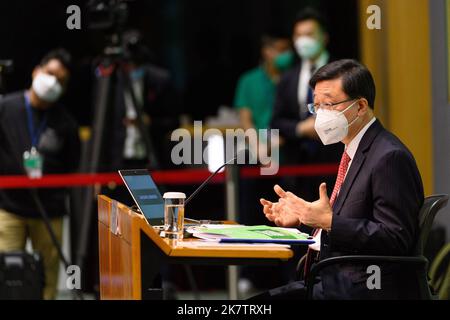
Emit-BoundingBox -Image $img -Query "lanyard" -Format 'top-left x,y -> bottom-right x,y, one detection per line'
24,93 -> 47,148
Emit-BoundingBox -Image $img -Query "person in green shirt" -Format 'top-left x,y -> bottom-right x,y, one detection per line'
234,35 -> 293,132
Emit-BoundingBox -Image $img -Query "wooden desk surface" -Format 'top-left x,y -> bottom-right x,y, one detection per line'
99,195 -> 293,260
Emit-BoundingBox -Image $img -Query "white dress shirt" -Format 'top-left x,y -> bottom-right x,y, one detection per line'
308,117 -> 377,251
297,51 -> 330,115
123,76 -> 146,159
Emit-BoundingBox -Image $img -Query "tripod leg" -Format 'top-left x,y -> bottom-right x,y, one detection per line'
76,70 -> 113,280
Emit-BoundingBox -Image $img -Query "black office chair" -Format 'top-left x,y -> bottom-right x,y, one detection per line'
304,194 -> 449,299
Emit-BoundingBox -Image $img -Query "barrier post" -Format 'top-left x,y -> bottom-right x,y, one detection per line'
225,164 -> 239,300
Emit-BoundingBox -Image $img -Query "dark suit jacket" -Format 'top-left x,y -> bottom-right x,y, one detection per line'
270,63 -> 342,165
314,119 -> 424,299
271,64 -> 306,140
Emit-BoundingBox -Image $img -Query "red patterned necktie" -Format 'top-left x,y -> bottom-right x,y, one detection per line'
304,151 -> 351,278
329,151 -> 351,206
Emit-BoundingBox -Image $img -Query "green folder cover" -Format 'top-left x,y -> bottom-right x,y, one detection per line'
191,225 -> 314,245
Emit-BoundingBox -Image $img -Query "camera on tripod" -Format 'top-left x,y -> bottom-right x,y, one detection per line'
86,0 -> 133,57
86,0 -> 130,32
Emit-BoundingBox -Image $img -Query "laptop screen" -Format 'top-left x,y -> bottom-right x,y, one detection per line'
118,169 -> 164,226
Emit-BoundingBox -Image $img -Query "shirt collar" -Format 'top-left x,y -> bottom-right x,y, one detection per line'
301,50 -> 330,71
346,117 -> 376,160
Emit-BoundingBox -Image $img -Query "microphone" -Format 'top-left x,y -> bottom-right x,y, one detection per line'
184,149 -> 253,206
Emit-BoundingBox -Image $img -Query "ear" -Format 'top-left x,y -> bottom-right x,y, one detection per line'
31,66 -> 40,80
261,46 -> 270,60
357,98 -> 369,116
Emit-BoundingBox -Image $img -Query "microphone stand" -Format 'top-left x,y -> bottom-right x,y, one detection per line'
184,155 -> 237,206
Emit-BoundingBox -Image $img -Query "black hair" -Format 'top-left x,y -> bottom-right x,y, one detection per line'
39,48 -> 72,72
260,34 -> 289,48
293,7 -> 328,33
309,59 -> 376,109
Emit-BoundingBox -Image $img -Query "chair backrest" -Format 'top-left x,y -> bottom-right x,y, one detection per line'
414,194 -> 449,256
429,243 -> 450,299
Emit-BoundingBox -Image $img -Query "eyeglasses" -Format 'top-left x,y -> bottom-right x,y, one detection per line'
307,98 -> 357,115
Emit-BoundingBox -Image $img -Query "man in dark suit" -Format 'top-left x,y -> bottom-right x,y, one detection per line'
271,8 -> 329,144
259,59 -> 424,299
270,8 -> 342,202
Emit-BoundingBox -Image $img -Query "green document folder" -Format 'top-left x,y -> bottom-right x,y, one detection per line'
190,225 -> 315,245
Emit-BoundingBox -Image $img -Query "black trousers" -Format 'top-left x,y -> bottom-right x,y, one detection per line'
249,281 -> 307,300
249,279 -> 325,300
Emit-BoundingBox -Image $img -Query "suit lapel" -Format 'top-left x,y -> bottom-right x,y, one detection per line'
332,119 -> 384,215
332,151 -> 366,214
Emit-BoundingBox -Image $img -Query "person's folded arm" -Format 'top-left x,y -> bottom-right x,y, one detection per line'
238,108 -> 255,131
329,150 -> 422,256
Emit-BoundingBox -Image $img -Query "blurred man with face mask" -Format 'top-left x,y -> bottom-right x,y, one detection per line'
0,49 -> 80,299
272,7 -> 330,143
270,8 -> 343,202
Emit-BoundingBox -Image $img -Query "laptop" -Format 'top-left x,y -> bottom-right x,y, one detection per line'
118,169 -> 164,226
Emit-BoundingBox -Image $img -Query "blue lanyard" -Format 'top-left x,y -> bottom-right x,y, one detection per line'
24,93 -> 47,148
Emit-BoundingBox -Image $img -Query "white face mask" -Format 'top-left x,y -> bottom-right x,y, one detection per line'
294,36 -> 322,60
314,100 -> 359,145
32,73 -> 63,103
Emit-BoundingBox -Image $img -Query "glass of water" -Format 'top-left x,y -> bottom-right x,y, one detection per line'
163,192 -> 186,240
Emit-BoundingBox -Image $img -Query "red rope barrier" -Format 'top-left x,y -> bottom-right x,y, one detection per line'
241,164 -> 338,178
0,164 -> 338,189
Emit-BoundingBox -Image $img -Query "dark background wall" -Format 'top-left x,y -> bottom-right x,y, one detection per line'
0,0 -> 359,124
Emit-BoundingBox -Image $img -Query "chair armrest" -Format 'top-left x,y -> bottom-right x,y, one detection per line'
306,255 -> 429,299
295,254 -> 307,281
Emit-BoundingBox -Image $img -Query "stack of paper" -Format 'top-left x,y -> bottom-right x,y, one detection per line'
176,241 -> 291,249
186,225 -> 314,245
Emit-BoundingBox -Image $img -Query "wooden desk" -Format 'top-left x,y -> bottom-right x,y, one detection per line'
98,195 -> 293,300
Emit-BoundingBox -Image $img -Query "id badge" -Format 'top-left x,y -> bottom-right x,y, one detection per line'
23,147 -> 43,179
